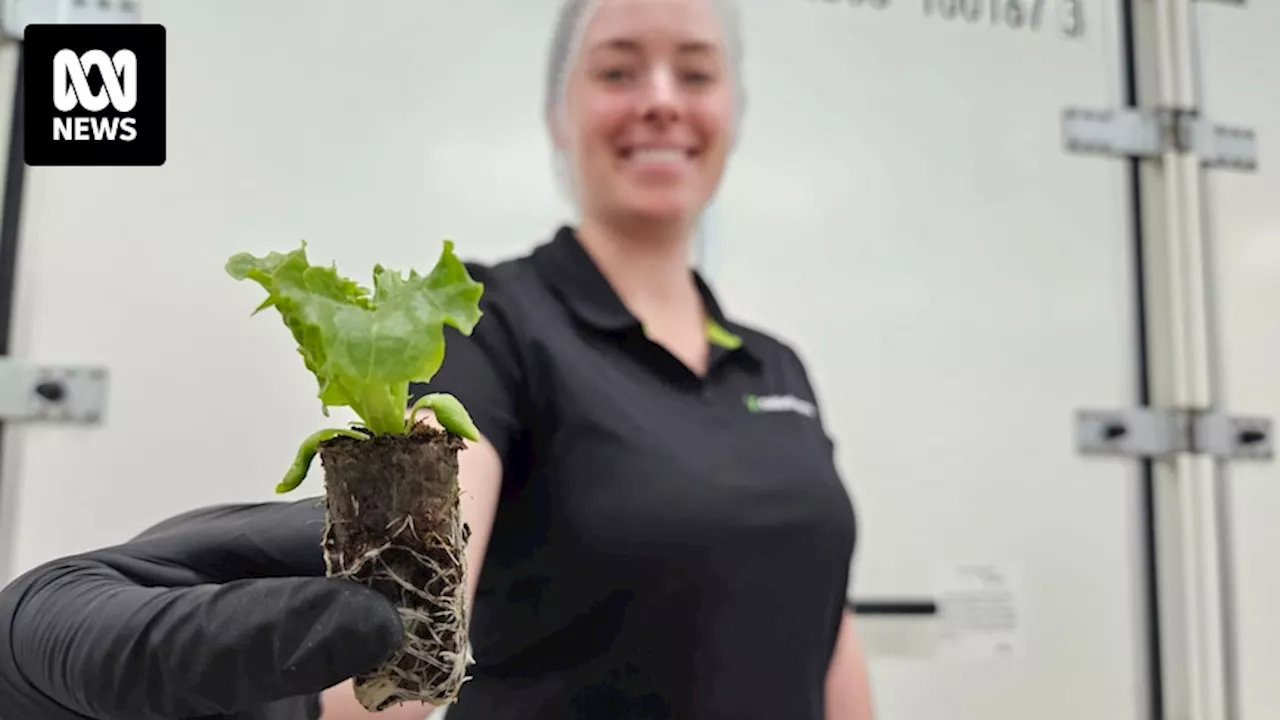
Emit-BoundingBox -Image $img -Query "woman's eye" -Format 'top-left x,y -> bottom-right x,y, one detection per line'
599,68 -> 634,82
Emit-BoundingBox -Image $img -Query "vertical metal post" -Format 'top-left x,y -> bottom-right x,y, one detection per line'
0,41 -> 24,584
0,44 -> 24,358
1129,0 -> 1236,717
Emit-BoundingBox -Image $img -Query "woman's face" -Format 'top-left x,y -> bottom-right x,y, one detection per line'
556,0 -> 735,229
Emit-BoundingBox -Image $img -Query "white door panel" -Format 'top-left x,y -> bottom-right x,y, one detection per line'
711,2 -> 1149,718
1197,2 -> 1280,716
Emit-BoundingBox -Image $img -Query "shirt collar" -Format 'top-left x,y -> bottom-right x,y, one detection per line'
532,225 -> 757,360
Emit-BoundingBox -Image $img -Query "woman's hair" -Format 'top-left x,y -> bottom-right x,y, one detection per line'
543,0 -> 746,206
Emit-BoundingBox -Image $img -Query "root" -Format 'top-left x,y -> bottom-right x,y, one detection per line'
321,489 -> 474,711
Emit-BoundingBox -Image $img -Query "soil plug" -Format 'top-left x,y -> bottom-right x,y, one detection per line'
226,239 -> 484,711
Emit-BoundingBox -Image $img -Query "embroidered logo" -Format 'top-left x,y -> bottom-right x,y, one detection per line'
743,393 -> 817,418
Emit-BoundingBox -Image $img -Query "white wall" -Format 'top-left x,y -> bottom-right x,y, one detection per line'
3,1 -> 1277,718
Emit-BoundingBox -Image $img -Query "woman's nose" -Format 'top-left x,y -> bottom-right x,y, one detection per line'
640,66 -> 682,122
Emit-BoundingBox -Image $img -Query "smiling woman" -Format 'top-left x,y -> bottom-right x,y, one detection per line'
322,0 -> 869,718
546,0 -> 743,224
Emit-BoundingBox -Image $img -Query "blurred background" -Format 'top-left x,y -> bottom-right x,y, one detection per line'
0,0 -> 1276,718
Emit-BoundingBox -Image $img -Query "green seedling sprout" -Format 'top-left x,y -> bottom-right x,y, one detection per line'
226,239 -> 484,493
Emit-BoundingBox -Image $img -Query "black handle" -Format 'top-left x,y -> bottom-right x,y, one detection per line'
34,380 -> 66,402
1102,422 -> 1128,440
1238,428 -> 1267,445
848,598 -> 938,616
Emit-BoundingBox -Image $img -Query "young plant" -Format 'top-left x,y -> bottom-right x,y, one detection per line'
226,238 -> 484,710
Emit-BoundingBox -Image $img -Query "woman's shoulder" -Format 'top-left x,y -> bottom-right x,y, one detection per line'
719,316 -> 812,369
720,318 -> 826,404
442,234 -> 573,373
455,236 -> 562,311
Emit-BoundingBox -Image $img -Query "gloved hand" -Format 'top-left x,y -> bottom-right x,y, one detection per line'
0,497 -> 403,720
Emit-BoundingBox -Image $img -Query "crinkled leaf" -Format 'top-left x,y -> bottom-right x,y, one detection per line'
227,239 -> 484,436
226,242 -> 374,411
302,241 -> 482,386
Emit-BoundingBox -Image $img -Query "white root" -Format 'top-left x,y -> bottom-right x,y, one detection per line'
321,498 -> 474,710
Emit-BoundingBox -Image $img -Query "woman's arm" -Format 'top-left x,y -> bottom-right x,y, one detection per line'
319,433 -> 506,720
825,609 -> 875,720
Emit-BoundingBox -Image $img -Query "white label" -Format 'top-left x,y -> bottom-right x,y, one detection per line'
934,564 -> 1022,661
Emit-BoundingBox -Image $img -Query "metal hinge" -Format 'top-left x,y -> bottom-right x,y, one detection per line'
1076,407 -> 1272,460
0,359 -> 109,424
1062,108 -> 1258,171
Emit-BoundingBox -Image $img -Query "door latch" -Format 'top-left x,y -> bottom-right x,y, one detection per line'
1061,107 -> 1258,171
1076,407 -> 1272,461
0,359 -> 109,424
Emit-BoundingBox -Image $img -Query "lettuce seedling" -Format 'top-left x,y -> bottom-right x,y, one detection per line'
226,239 -> 484,709
226,239 -> 483,493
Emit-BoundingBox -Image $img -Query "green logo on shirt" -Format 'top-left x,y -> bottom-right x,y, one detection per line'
743,393 -> 817,418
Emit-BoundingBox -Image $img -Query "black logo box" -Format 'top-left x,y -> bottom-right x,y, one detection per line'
23,23 -> 166,167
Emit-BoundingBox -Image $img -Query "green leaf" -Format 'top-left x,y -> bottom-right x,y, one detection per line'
228,239 -> 485,442
408,392 -> 479,441
226,242 -> 373,412
277,426 -> 368,493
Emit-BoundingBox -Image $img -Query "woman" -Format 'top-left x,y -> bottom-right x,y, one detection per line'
0,0 -> 872,718
339,0 -> 870,717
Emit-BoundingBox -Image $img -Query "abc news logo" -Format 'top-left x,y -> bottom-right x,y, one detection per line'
25,23 -> 166,166
53,48 -> 139,143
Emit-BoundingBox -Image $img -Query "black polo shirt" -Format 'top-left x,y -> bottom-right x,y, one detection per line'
408,226 -> 857,720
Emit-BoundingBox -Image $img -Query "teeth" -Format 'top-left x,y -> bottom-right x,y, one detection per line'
631,148 -> 685,162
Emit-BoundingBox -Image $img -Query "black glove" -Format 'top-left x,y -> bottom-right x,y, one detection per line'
0,497 -> 403,720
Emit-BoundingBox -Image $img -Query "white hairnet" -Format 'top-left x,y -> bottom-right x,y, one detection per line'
544,0 -> 746,208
